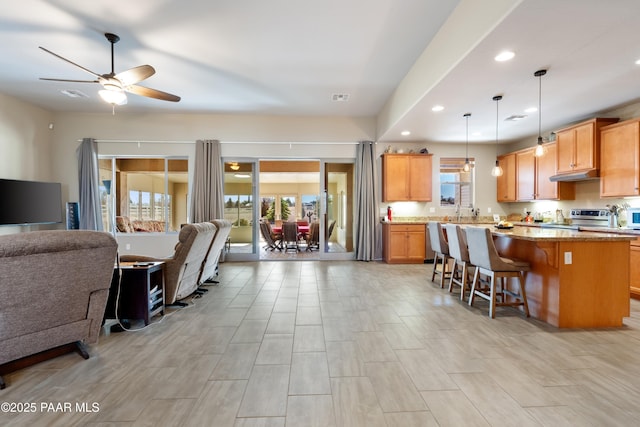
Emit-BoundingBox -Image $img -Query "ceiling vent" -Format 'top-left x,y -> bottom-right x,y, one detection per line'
61,89 -> 89,98
332,93 -> 349,102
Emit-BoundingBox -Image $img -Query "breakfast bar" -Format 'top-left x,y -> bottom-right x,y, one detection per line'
477,225 -> 634,328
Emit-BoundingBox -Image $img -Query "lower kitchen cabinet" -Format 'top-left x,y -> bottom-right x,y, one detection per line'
631,238 -> 640,299
383,223 -> 426,264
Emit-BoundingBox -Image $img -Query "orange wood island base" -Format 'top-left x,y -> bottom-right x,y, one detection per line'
483,226 -> 633,328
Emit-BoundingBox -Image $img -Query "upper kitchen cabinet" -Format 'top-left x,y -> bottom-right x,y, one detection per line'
555,117 -> 619,175
496,153 -> 516,202
600,118 -> 640,197
515,143 -> 575,201
382,153 -> 433,202
516,148 -> 535,201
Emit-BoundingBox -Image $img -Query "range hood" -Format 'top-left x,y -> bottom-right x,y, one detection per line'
549,169 -> 599,182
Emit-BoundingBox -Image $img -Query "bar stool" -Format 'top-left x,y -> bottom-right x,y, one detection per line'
443,223 -> 474,301
428,221 -> 451,288
465,227 -> 530,318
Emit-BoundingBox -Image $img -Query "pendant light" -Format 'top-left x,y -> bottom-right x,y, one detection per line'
491,95 -> 504,177
533,69 -> 547,157
463,113 -> 471,172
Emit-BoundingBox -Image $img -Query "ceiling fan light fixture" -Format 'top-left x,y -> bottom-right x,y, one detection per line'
230,162 -> 240,171
99,88 -> 127,105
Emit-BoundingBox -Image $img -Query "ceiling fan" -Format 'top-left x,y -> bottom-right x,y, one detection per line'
39,33 -> 180,106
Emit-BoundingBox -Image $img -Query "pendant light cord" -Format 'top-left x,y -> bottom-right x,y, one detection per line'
538,73 -> 542,140
534,69 -> 547,143
495,96 -> 500,154
464,113 -> 471,159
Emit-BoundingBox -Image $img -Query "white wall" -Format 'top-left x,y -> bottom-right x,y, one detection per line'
0,93 -> 55,235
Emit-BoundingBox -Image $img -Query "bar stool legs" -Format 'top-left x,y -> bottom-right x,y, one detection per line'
448,258 -> 471,301
431,251 -> 451,288
468,268 -> 529,318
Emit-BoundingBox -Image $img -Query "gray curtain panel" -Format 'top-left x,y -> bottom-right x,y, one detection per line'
354,141 -> 379,261
76,138 -> 103,231
190,139 -> 224,222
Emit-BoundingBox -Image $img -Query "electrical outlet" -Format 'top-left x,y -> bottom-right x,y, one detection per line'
487,207 -> 492,213
564,252 -> 572,264
429,207 -> 436,213
125,243 -> 131,250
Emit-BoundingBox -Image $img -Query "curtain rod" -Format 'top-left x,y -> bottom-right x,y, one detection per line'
79,139 -> 194,144
81,139 -> 364,145
220,141 -> 361,145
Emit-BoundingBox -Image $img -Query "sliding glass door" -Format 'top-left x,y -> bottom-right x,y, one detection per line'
321,161 -> 354,260
223,160 -> 259,261
221,157 -> 355,261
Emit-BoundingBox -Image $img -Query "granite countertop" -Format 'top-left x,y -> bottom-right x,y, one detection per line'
516,221 -> 640,236
478,224 -> 636,242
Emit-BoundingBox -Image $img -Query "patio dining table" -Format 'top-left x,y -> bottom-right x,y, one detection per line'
271,224 -> 310,237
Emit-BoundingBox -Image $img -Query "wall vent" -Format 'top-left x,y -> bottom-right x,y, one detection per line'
61,89 -> 89,98
332,93 -> 350,102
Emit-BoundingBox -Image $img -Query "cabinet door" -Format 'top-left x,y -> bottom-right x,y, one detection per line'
387,230 -> 409,262
556,129 -> 575,174
516,149 -> 535,201
496,153 -> 516,202
630,240 -> 640,299
536,142 -> 558,199
406,230 -> 426,263
383,155 -> 409,201
600,121 -> 640,197
408,155 -> 432,201
574,122 -> 596,171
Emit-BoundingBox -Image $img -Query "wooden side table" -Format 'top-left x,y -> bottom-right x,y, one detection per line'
105,261 -> 165,325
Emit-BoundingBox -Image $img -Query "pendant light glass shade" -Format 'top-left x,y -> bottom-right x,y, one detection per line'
463,113 -> 471,172
491,95 -> 503,177
533,69 -> 547,157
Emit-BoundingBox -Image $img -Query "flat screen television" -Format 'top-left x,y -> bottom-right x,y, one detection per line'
0,178 -> 63,226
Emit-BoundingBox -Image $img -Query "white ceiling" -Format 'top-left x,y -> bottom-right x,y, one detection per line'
2,0 -> 640,145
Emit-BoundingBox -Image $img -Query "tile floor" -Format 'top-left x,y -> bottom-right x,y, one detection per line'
2,260 -> 640,426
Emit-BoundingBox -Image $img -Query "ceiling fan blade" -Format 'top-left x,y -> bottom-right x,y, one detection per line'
39,46 -> 101,78
115,65 -> 156,86
40,78 -> 99,83
125,84 -> 181,102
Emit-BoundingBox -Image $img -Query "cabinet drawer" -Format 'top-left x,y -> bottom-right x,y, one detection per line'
389,224 -> 425,232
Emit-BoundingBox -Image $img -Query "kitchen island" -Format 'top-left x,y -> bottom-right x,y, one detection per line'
474,225 -> 634,328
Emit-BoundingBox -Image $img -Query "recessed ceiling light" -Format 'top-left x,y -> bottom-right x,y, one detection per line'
401,130 -> 411,136
495,51 -> 515,62
635,59 -> 640,65
505,114 -> 527,121
524,107 -> 538,113
431,105 -> 444,112
234,173 -> 251,178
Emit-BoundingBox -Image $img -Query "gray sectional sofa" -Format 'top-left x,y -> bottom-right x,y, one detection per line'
0,230 -> 118,389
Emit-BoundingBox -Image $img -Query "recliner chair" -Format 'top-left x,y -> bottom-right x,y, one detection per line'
120,222 -> 217,306
199,219 -> 232,285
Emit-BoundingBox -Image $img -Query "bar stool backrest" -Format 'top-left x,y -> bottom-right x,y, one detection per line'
464,227 -> 495,270
428,221 -> 449,255
444,224 -> 469,262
